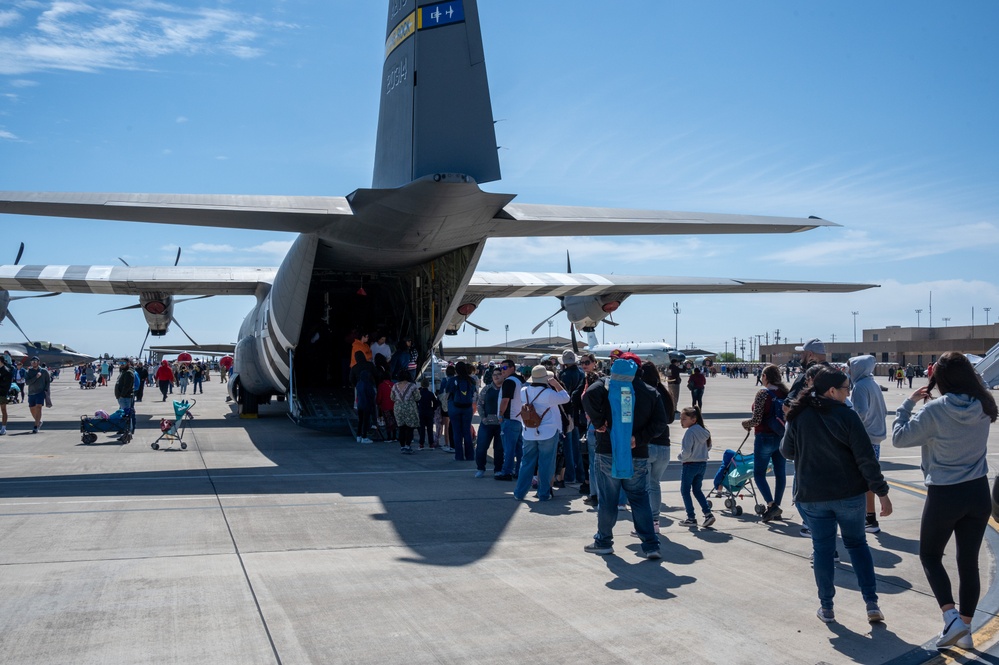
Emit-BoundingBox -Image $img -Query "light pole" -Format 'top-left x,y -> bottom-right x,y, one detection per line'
851,311 -> 859,342
942,317 -> 950,327
547,320 -> 553,345
915,309 -> 922,327
672,302 -> 680,349
985,307 -> 992,325
504,324 -> 509,346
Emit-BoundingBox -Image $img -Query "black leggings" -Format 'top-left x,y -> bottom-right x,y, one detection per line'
919,476 -> 991,615
398,425 -> 414,447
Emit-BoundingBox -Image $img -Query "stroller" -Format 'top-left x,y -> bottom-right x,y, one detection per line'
7,385 -> 20,404
709,431 -> 771,517
151,399 -> 195,450
81,408 -> 134,444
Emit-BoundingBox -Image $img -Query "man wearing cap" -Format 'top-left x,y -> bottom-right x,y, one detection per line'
0,352 -> 14,435
25,356 -> 51,434
495,358 -> 524,481
558,350 -> 585,484
114,359 -> 137,439
581,355 -> 668,559
788,338 -> 831,401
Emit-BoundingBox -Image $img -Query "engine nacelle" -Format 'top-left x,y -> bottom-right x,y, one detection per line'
563,294 -> 629,332
139,292 -> 175,336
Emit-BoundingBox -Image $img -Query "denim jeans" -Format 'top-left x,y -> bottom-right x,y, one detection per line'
475,423 -> 503,472
753,433 -> 786,506
450,405 -> 474,460
587,425 -> 597,492
500,419 -> 524,476
514,435 -> 559,500
647,444 -> 671,521
798,493 -> 878,610
562,428 -> 583,483
680,462 -> 710,519
690,388 -> 704,409
593,454 -> 659,553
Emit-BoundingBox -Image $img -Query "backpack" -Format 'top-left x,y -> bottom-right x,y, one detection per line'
764,389 -> 787,437
519,387 -> 550,430
452,377 -> 474,408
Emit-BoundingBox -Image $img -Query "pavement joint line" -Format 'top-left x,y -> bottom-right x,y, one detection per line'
0,468 -> 475,485
189,426 -> 283,665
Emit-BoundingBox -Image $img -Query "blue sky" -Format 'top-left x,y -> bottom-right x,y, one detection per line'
1,1 -> 998,358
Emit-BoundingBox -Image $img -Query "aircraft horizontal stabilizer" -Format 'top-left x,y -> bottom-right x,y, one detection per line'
490,204 -> 835,237
0,192 -> 354,233
466,272 -> 877,297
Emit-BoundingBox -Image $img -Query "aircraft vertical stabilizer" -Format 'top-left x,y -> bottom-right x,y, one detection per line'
373,0 -> 500,189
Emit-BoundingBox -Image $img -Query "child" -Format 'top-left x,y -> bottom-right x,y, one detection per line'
677,406 -> 716,528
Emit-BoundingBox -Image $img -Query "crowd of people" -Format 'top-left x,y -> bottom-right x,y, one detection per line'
351,333 -> 997,652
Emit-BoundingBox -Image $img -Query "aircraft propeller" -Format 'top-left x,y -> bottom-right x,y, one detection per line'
528,251 -> 586,353
0,243 -> 61,345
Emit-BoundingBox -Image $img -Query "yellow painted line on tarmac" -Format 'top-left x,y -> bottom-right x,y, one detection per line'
886,480 -> 999,660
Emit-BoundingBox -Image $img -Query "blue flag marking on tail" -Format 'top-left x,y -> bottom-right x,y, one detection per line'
418,1 -> 465,30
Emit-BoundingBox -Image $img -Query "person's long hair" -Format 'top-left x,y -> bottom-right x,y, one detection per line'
681,405 -> 711,446
927,351 -> 997,422
786,368 -> 847,421
642,360 -> 674,416
762,364 -> 789,394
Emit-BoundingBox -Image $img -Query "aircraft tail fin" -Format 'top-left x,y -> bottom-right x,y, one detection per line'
586,331 -> 599,350
373,0 -> 500,189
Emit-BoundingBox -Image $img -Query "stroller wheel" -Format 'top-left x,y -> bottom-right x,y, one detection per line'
755,504 -> 767,515
705,500 -> 713,511
151,443 -> 159,450
724,498 -> 736,510
734,506 -> 744,516
180,442 -> 187,450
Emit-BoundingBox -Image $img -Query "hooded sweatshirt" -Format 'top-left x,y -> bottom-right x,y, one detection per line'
849,355 -> 887,444
892,393 -> 990,486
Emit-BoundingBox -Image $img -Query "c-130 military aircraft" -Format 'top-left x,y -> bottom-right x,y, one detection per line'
0,0 -> 873,417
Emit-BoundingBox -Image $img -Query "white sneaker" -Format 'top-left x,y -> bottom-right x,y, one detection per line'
956,632 -> 974,650
360,437 -> 374,444
0,426 -> 5,435
936,610 -> 970,649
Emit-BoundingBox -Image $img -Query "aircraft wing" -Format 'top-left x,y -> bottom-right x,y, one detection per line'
489,204 -> 836,237
0,192 -> 353,233
466,272 -> 877,297
0,265 -> 277,296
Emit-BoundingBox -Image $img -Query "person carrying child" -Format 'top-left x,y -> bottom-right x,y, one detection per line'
677,406 -> 715,528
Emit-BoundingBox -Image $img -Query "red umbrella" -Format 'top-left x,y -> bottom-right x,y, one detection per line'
177,352 -> 193,362
219,355 -> 234,369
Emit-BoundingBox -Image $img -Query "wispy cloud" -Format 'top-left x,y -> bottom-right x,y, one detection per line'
0,128 -> 19,140
0,2 -> 275,76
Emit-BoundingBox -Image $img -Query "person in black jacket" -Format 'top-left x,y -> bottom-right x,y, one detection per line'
640,362 -> 675,533
581,354 -> 668,559
781,367 -> 892,625
0,353 -> 13,435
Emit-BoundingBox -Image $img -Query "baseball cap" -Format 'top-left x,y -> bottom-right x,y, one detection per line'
794,338 -> 826,355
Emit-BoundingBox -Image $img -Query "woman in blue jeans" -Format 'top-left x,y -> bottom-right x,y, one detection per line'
741,365 -> 789,523
781,367 -> 892,625
513,366 -> 569,501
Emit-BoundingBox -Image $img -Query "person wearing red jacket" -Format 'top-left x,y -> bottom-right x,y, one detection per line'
155,360 -> 175,402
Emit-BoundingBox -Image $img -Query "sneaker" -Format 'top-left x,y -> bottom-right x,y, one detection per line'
816,607 -> 835,623
0,426 -> 6,435
583,542 -> 613,555
582,495 -> 598,506
579,483 -> 590,495
617,504 -> 628,511
494,474 -> 513,481
800,526 -> 812,537
401,447 -> 412,454
702,513 -> 716,528
360,437 -> 374,444
31,425 -> 37,434
474,470 -> 485,478
356,436 -> 362,443
678,517 -> 698,527
866,602 -> 885,623
643,549 -> 662,560
956,632 -> 974,650
866,514 -> 881,533
761,505 -> 783,523
936,611 -> 970,649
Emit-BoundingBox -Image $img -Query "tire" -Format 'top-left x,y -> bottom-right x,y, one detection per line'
734,506 -> 744,516
724,498 -> 735,510
151,443 -> 159,450
705,500 -> 712,511
180,442 -> 187,450
755,504 -> 767,515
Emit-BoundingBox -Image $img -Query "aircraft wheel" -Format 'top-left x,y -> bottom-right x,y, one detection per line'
151,443 -> 159,450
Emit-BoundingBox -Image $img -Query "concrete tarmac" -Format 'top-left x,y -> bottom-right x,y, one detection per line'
0,371 -> 997,664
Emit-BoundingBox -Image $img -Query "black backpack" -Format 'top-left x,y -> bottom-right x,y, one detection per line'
452,377 -> 474,408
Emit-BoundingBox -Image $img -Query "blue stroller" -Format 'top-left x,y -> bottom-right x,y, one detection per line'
81,408 -> 134,444
151,399 -> 195,450
709,431 -> 771,517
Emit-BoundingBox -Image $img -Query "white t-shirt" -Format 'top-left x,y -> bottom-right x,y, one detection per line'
519,384 -> 570,441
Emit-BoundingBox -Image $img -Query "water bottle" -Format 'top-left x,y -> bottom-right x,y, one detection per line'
620,386 -> 633,424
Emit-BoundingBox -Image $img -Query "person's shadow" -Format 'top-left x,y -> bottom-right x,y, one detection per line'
827,622 -> 917,663
602,552 -> 696,600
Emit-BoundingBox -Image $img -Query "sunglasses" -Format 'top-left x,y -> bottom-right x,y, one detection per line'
580,360 -> 593,365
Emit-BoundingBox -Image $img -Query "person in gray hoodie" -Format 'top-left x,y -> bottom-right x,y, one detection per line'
849,355 -> 888,533
892,351 -> 996,651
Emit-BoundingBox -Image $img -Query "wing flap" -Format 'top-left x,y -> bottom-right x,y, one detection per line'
0,265 -> 276,296
490,203 -> 835,237
467,272 -> 877,297
0,192 -> 353,233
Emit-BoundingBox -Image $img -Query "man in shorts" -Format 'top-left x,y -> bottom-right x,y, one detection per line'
25,356 -> 51,434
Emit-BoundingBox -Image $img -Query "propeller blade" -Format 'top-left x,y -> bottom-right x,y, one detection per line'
14,242 -> 24,266
571,324 -> 579,354
172,318 -> 199,346
174,295 -> 214,305
138,328 -> 151,359
566,250 -> 572,274
98,303 -> 143,315
118,257 -> 130,267
604,318 -> 619,327
530,305 -> 566,335
10,292 -> 60,301
4,311 -> 34,345
464,319 -> 489,332
174,247 -> 182,267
